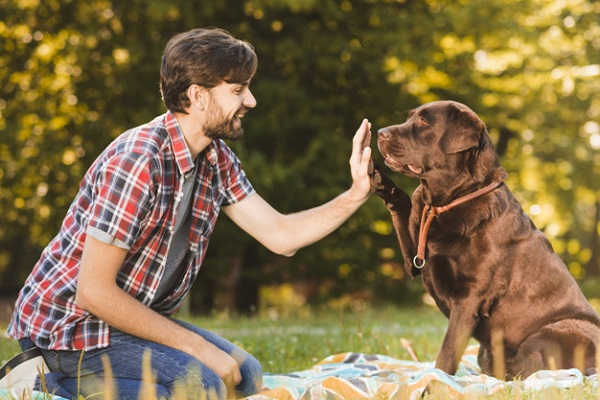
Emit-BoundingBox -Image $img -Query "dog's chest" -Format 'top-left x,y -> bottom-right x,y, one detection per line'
421,254 -> 471,298
409,209 -> 477,257
415,222 -> 483,306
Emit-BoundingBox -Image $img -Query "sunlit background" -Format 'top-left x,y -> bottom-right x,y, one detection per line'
0,0 -> 599,319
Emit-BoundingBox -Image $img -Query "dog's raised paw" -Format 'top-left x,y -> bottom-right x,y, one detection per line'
368,159 -> 386,193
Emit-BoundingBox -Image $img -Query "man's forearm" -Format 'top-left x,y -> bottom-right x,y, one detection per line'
77,279 -> 204,355
76,236 -> 198,354
278,187 -> 368,256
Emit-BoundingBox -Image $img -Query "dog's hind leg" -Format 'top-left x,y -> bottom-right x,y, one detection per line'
507,319 -> 600,379
506,341 -> 546,380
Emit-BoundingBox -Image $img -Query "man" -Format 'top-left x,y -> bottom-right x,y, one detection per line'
7,28 -> 372,399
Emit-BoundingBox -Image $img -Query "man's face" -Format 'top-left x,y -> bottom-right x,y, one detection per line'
203,81 -> 257,141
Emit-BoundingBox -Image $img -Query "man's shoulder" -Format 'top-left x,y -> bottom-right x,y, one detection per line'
114,114 -> 171,156
88,114 -> 173,180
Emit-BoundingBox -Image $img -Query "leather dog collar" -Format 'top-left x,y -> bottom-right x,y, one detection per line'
413,181 -> 504,269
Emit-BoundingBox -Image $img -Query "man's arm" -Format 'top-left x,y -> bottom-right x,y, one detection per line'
223,119 -> 372,256
75,236 -> 242,390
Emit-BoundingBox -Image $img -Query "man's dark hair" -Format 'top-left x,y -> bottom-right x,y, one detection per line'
160,28 -> 258,113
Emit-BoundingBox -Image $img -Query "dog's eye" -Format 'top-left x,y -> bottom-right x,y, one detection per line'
415,115 -> 428,126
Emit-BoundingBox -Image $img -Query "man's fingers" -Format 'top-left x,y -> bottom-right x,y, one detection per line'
351,119 -> 372,166
223,369 -> 241,399
348,118 -> 374,201
360,147 -> 372,172
352,119 -> 370,148
224,379 -> 236,399
361,123 -> 372,150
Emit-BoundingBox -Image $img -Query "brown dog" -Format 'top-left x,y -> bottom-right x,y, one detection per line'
369,100 -> 600,379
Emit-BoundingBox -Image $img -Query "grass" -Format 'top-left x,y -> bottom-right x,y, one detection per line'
1,304 -> 599,399
0,331 -> 20,367
187,304 -> 448,372
0,304 -> 447,373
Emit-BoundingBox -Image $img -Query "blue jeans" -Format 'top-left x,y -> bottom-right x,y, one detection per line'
20,319 -> 262,399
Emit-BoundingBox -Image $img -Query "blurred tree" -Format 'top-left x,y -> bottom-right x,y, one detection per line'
1,0 -> 598,312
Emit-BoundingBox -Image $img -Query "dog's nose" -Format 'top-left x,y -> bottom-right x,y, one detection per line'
378,129 -> 391,139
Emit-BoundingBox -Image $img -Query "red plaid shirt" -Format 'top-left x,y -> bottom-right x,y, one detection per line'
8,112 -> 255,351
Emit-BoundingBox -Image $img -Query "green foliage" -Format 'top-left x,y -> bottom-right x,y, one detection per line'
1,0 -> 599,308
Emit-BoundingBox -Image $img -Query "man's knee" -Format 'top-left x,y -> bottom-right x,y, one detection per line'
237,353 -> 263,396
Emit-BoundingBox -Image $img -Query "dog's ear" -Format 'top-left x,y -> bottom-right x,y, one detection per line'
439,104 -> 484,154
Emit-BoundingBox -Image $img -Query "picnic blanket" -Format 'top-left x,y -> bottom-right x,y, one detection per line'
1,345 -> 597,399
243,346 -> 598,399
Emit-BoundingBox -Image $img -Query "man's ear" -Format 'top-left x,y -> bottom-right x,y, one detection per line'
439,103 -> 484,154
187,84 -> 209,111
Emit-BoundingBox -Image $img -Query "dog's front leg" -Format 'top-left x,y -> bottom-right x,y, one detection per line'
436,306 -> 478,375
368,160 -> 417,276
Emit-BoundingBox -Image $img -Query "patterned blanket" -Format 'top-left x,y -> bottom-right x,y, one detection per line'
243,346 -> 598,399
1,346 -> 597,399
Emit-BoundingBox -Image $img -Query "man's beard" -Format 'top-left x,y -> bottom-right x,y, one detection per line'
204,96 -> 245,141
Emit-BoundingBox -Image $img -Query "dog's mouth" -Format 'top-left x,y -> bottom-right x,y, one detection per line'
383,155 -> 423,175
379,139 -> 423,176
406,164 -> 423,174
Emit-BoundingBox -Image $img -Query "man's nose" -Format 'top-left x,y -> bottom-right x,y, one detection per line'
244,90 -> 257,109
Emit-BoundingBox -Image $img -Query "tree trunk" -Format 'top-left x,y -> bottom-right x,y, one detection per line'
495,127 -> 515,157
234,244 -> 260,315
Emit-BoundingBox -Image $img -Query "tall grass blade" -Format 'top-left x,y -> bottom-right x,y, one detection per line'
77,349 -> 84,399
101,354 -> 115,400
491,329 -> 505,380
400,338 -> 419,362
139,349 -> 156,400
574,344 -> 585,373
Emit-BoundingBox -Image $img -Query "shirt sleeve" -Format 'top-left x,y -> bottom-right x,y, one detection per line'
86,226 -> 130,250
87,152 -> 156,248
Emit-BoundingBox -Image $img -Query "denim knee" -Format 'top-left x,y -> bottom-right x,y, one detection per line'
237,353 -> 263,397
197,370 -> 227,400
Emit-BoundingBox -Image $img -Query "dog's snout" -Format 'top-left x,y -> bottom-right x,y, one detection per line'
378,128 -> 391,139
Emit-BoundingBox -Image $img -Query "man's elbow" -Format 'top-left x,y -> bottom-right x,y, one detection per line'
75,289 -> 91,312
75,283 -> 99,313
279,249 -> 297,257
269,243 -> 298,257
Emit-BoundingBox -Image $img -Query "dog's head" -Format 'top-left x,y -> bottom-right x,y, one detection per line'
377,100 -> 503,189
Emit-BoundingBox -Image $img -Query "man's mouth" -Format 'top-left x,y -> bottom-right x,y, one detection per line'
234,108 -> 249,120
231,113 -> 245,128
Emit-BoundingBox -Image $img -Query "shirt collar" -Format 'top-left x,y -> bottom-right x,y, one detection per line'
164,112 -> 218,176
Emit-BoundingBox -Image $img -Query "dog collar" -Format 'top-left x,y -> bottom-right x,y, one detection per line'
413,181 -> 504,269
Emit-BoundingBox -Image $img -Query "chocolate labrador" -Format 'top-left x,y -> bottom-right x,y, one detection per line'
369,100 -> 600,379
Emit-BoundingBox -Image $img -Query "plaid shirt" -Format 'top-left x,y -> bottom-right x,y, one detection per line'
8,112 -> 255,351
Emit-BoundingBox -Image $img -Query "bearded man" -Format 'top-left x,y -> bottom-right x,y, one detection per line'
7,28 -> 372,399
